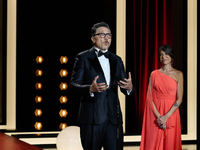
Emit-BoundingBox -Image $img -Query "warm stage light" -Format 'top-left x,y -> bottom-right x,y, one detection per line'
59,82 -> 68,90
36,56 -> 44,63
34,109 -> 43,116
59,69 -> 68,77
59,123 -> 67,130
34,122 -> 42,130
35,69 -> 43,76
60,56 -> 68,64
59,96 -> 68,104
35,95 -> 43,103
59,109 -> 68,117
35,82 -> 43,90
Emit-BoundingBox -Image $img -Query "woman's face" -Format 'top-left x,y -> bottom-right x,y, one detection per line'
159,50 -> 172,65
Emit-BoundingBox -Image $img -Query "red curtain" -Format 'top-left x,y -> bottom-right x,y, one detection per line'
126,0 -> 173,133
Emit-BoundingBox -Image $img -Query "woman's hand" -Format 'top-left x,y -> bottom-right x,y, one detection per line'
157,115 -> 169,130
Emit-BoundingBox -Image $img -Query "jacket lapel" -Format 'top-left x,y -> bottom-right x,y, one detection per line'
87,47 -> 117,85
87,47 -> 107,84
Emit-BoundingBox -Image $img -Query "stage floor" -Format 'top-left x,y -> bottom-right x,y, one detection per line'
43,144 -> 197,150
1,131 -> 197,150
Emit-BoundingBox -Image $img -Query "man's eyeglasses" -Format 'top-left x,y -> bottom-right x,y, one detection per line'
94,33 -> 112,39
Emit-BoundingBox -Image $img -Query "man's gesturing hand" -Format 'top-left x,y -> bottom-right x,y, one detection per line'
118,72 -> 133,91
90,76 -> 109,93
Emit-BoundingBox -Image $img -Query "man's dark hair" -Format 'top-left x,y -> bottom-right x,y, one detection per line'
91,22 -> 111,37
159,44 -> 174,60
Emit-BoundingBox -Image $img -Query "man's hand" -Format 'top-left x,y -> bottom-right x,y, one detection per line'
118,72 -> 133,91
90,76 -> 109,93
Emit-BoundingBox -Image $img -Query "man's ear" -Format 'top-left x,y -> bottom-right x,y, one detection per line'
91,36 -> 95,44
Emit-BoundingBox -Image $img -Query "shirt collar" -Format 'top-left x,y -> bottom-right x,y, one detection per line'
94,47 -> 108,53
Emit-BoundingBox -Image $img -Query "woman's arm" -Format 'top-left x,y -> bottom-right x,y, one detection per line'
153,102 -> 161,118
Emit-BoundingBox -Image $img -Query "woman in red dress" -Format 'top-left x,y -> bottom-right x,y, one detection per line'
140,45 -> 183,150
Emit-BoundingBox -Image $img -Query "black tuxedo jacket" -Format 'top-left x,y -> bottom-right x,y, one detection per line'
70,47 -> 134,125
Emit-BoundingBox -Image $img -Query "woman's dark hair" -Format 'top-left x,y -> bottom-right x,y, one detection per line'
159,44 -> 174,60
91,22 -> 111,37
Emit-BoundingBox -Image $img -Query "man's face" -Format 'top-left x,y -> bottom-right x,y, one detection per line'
91,27 -> 112,51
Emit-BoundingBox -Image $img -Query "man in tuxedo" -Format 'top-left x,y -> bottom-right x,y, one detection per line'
70,22 -> 134,150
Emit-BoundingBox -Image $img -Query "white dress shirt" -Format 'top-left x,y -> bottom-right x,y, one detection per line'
95,47 -> 110,86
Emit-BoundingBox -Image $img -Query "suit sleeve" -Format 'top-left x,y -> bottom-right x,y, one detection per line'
69,54 -> 91,97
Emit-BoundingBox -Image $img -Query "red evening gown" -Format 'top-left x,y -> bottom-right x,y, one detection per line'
140,70 -> 182,150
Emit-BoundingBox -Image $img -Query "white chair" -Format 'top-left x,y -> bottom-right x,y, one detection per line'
56,126 -> 83,150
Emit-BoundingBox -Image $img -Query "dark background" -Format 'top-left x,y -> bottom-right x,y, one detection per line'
16,0 -> 116,131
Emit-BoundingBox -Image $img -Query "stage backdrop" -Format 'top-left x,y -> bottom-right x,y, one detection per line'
16,0 -> 116,131
10,0 -> 188,133
125,0 -> 187,134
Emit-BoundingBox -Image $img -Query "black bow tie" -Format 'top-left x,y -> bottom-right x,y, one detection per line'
97,50 -> 109,58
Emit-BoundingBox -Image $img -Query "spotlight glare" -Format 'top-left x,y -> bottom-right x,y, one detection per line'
34,109 -> 43,116
35,69 -> 43,76
59,82 -> 68,90
59,109 -> 68,117
36,56 -> 44,63
35,95 -> 42,103
59,69 -> 68,77
59,123 -> 67,130
34,122 -> 42,130
59,96 -> 68,104
60,56 -> 68,64
35,82 -> 43,90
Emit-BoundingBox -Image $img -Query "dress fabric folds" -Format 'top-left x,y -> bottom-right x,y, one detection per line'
140,70 -> 182,150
